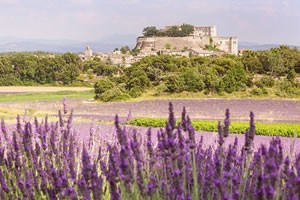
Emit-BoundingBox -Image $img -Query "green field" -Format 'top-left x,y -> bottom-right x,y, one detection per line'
0,90 -> 94,102
129,117 -> 300,137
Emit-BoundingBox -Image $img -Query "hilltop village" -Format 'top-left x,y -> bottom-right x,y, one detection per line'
80,25 -> 238,66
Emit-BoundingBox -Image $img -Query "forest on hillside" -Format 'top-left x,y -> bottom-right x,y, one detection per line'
94,46 -> 300,101
1,46 -> 300,101
0,52 -> 82,85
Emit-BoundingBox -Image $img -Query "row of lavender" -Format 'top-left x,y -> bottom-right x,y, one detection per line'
0,102 -> 299,199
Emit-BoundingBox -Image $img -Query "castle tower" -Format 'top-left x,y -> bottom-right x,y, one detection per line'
85,46 -> 93,59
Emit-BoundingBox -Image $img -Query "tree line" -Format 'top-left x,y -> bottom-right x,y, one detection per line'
94,46 -> 300,101
143,24 -> 194,37
0,52 -> 82,85
0,46 -> 299,101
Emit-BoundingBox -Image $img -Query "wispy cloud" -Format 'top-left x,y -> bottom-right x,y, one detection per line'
68,0 -> 94,6
0,0 -> 299,45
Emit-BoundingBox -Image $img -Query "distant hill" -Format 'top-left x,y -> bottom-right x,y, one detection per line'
239,41 -> 300,51
0,35 -> 136,53
1,37 -> 299,53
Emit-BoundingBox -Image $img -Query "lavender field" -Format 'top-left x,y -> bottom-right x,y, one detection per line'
0,98 -> 300,199
1,98 -> 300,152
0,101 -> 300,199
2,98 -> 300,122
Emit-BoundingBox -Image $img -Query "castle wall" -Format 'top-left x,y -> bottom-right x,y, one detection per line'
136,36 -> 210,52
212,37 -> 238,55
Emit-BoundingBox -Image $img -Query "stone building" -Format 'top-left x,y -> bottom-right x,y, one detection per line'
135,25 -> 238,56
193,25 -> 217,37
85,46 -> 93,59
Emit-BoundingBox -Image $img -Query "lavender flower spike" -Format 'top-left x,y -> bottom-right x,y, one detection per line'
223,108 -> 230,137
63,96 -> 68,114
249,111 -> 255,141
218,121 -> 224,146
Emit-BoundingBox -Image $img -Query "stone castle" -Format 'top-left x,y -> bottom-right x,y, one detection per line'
80,25 -> 238,66
135,25 -> 238,56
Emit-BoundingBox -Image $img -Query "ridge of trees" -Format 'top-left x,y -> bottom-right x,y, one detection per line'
0,46 -> 299,101
0,52 -> 82,85
143,24 -> 194,37
94,45 -> 300,101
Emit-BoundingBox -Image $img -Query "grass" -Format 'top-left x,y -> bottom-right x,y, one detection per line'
0,90 -> 94,102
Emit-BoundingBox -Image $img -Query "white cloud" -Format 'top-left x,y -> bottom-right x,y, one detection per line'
0,0 -> 18,5
68,0 -> 94,6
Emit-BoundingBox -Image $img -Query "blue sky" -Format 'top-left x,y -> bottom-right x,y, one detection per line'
0,0 -> 299,45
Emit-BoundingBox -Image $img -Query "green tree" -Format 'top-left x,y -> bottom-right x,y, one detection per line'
94,78 -> 116,96
165,26 -> 181,37
222,65 -> 248,93
241,50 -> 263,73
165,75 -> 184,93
259,50 -> 285,76
180,68 -> 204,92
96,87 -> 130,102
143,26 -> 159,37
120,46 -> 131,54
180,24 -> 194,36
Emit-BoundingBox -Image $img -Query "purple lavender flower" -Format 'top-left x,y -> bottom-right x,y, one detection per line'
187,120 -> 196,149
1,118 -> 8,141
63,187 -> 78,200
146,175 -> 158,196
168,102 -> 176,130
87,127 -> 95,152
223,108 -> 230,137
82,145 -> 93,182
181,107 -> 187,131
16,115 -> 22,134
50,122 -> 58,154
249,111 -> 255,141
0,169 -> 9,193
58,110 -> 64,127
126,109 -> 132,123
67,109 -> 74,130
0,148 -> 4,166
63,96 -> 68,114
146,128 -> 154,162
131,130 -> 144,193
171,169 -> 185,199
77,178 -> 90,200
244,112 -> 256,154
90,163 -> 103,200
218,121 -> 224,146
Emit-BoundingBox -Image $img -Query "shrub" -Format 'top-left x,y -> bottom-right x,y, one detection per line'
94,78 -> 115,99
255,76 -> 275,88
128,87 -> 143,98
154,83 -> 167,96
276,78 -> 297,97
180,68 -> 204,92
250,87 -> 268,96
165,75 -> 184,93
222,65 -> 248,93
98,87 -> 130,102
